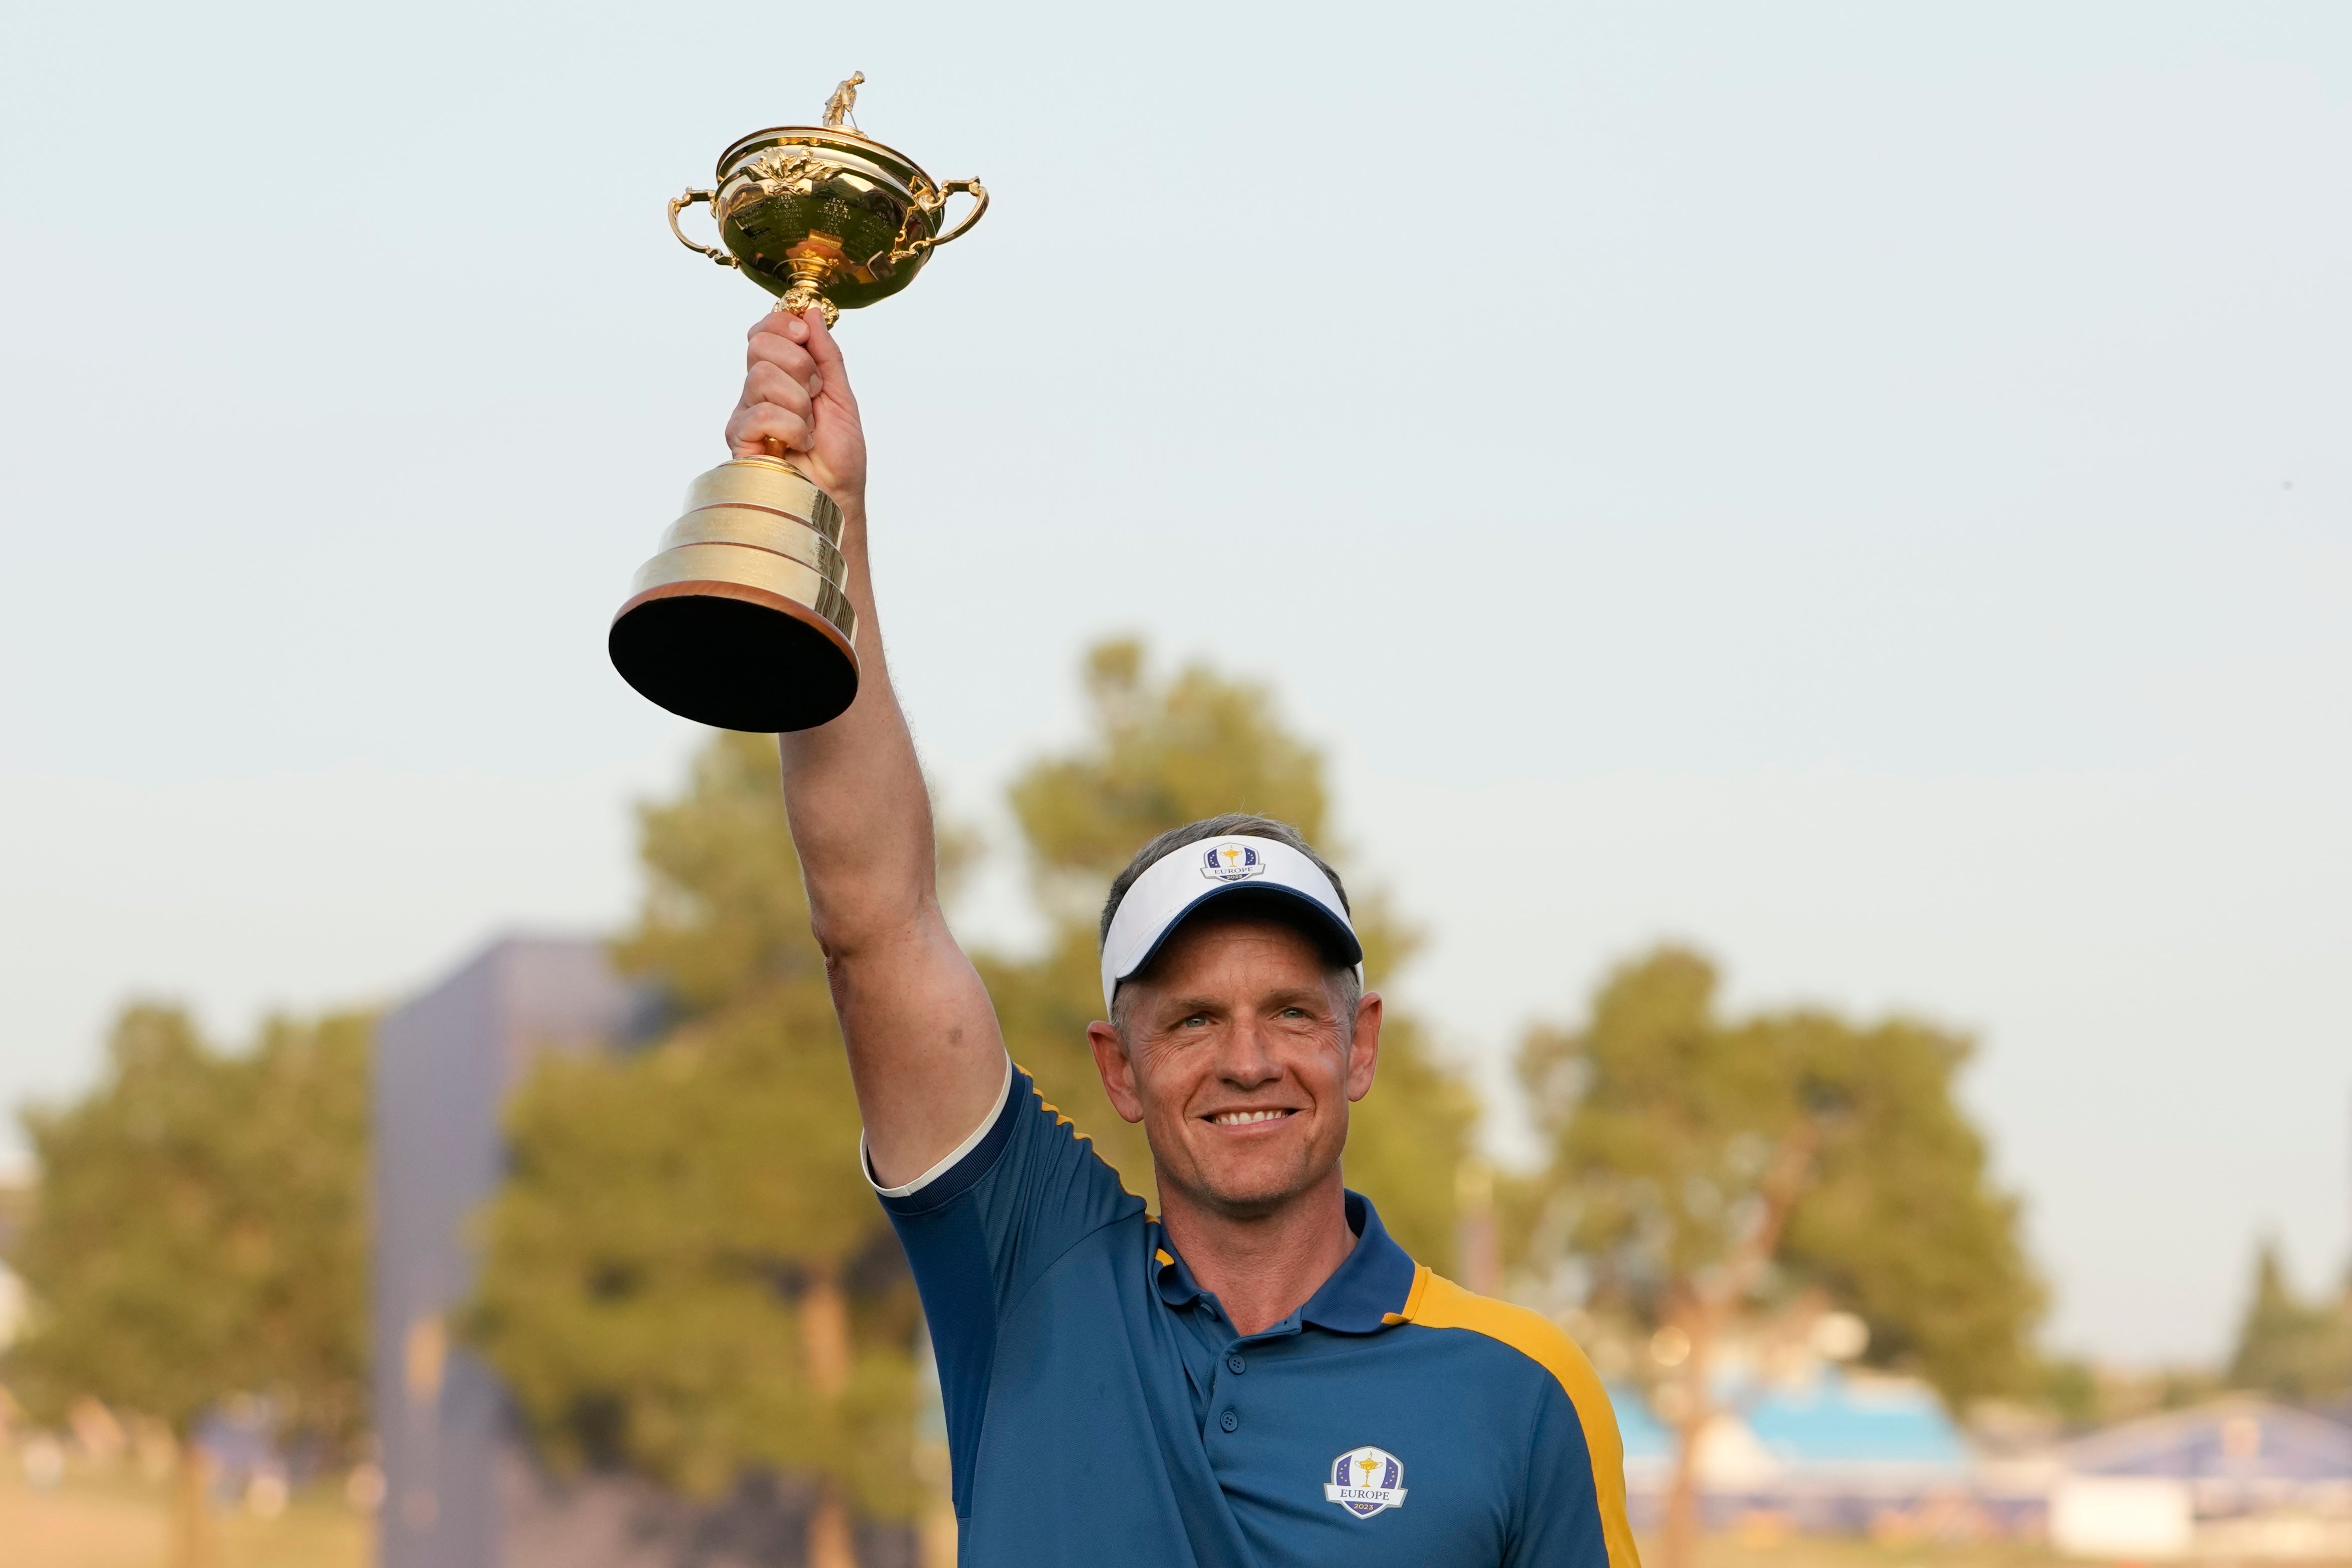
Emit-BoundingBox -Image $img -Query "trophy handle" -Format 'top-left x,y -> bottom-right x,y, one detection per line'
926,179 -> 990,248
883,178 -> 989,269
667,188 -> 738,269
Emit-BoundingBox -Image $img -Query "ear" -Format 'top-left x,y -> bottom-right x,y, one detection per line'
1344,990 -> 1383,1103
1088,1020 -> 1147,1124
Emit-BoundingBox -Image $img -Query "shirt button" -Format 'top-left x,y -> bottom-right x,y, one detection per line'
1226,1355 -> 1246,1375
1220,1410 -> 1239,1433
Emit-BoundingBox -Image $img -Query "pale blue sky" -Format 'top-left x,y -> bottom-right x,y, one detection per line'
4,3 -> 2348,1362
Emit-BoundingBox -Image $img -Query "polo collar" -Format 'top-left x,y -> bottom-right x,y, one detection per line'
1150,1191 -> 1418,1335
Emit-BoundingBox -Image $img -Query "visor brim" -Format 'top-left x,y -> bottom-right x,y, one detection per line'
1111,882 -> 1366,1000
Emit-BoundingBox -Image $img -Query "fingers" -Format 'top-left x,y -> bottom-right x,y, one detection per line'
745,327 -> 817,388
801,310 -> 858,413
727,401 -> 812,459
731,305 -> 857,465
730,358 -> 813,456
748,306 -> 808,346
735,309 -> 819,458
739,360 -> 814,419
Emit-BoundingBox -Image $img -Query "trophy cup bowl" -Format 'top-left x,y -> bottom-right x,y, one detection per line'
609,77 -> 985,733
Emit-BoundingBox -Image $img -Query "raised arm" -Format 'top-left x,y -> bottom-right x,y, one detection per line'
727,306 -> 1007,1185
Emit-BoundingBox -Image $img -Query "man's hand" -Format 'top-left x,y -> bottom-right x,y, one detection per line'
726,306 -> 867,508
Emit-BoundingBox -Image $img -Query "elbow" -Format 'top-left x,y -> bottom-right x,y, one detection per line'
807,888 -> 941,969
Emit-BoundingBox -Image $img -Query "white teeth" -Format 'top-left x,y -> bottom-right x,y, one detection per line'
1212,1109 -> 1288,1126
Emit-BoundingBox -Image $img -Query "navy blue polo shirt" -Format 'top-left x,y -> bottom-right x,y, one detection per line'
870,1062 -> 1642,1568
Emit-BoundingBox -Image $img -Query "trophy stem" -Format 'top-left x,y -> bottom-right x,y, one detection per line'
774,289 -> 840,329
775,255 -> 842,328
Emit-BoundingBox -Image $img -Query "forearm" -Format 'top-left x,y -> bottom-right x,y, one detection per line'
777,499 -> 938,957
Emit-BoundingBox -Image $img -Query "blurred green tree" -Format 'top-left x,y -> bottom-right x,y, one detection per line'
984,638 -> 1477,1266
7,1004 -> 370,1568
1513,947 -> 2041,1568
2227,1240 -> 2352,1399
2033,1356 -> 2103,1427
467,733 -> 922,1568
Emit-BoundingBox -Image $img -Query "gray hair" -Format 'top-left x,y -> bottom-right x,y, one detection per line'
1099,814 -> 1362,1036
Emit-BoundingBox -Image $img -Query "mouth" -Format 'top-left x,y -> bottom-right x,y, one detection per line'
1204,1108 -> 1297,1128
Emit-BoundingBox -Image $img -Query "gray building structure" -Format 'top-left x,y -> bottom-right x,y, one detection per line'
373,935 -> 908,1567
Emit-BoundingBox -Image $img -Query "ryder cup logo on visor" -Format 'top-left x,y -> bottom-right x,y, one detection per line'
1200,842 -> 1268,882
1324,1445 -> 1408,1518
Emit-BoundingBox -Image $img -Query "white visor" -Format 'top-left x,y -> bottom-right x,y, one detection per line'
1099,835 -> 1364,1013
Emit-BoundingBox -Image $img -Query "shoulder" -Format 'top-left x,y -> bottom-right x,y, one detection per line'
1397,1271 -> 1644,1568
1396,1270 -> 1624,1454
872,1061 -> 1138,1217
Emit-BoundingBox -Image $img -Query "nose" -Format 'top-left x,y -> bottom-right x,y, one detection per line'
1215,1014 -> 1281,1090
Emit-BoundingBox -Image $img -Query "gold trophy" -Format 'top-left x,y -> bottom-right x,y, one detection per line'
609,74 -> 987,731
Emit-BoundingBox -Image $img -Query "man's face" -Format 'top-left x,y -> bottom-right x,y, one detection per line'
1087,914 -> 1381,1219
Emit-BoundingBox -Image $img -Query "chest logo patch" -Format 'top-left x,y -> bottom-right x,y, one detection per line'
1324,1445 -> 1408,1518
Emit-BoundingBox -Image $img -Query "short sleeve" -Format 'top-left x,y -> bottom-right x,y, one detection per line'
870,1062 -> 1143,1515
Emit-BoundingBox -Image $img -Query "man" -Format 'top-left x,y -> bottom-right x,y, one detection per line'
732,305 -> 1639,1567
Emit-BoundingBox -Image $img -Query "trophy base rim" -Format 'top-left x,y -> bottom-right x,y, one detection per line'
609,580 -> 859,733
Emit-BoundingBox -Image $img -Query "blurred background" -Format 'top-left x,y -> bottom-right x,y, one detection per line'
4,2 -> 2350,1564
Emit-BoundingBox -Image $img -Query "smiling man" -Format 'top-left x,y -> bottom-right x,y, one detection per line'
736,305 -> 1639,1567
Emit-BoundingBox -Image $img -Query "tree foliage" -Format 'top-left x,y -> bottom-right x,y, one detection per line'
6,1003 -> 370,1444
467,733 -> 922,1526
2227,1240 -> 2352,1400
985,638 -> 1477,1267
1515,946 -> 2042,1406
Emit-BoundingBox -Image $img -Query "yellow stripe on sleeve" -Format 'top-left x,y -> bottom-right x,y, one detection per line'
1399,1273 -> 1643,1568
